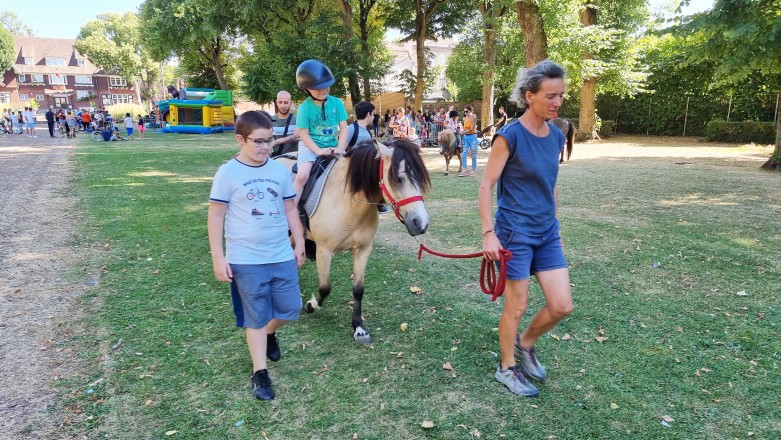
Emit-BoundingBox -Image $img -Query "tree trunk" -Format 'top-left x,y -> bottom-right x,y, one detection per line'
414,16 -> 426,114
212,45 -> 228,90
337,0 -> 361,104
480,2 -> 501,130
761,95 -> 781,170
576,2 -> 597,141
516,0 -> 548,66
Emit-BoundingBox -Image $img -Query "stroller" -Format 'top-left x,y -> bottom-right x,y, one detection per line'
476,125 -> 494,149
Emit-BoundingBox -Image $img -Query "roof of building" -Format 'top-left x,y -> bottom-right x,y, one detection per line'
11,36 -> 115,76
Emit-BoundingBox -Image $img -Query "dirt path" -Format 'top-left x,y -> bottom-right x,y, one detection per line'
0,132 -> 82,438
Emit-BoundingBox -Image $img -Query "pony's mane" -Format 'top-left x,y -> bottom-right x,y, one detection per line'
344,138 -> 431,202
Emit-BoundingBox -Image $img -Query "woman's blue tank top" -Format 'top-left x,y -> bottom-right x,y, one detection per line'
493,119 -> 565,236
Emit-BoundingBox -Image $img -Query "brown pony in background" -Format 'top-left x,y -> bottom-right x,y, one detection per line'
437,129 -> 462,175
550,118 -> 574,163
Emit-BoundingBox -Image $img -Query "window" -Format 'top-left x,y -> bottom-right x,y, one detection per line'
45,57 -> 66,66
35,94 -> 44,101
77,59 -> 85,67
30,74 -> 44,83
0,93 -> 11,103
20,94 -> 29,101
48,75 -> 66,85
111,94 -> 132,104
24,57 -> 33,65
109,76 -> 127,87
76,90 -> 95,100
18,74 -> 26,83
74,75 -> 92,85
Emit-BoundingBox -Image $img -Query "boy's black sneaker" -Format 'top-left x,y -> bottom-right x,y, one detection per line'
251,369 -> 274,400
267,333 -> 281,362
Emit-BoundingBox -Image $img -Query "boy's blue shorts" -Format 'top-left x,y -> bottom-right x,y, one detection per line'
495,220 -> 567,281
229,260 -> 302,329
126,127 -> 133,136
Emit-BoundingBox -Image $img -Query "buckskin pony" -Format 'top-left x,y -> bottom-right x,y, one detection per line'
276,138 -> 430,343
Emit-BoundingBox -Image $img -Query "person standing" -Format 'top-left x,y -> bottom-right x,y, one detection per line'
459,105 -> 478,177
25,107 -> 37,138
137,114 -> 146,140
269,90 -> 299,156
45,107 -> 56,138
208,110 -> 306,401
389,107 -> 410,139
124,113 -> 135,139
495,106 -> 508,130
478,60 -> 572,397
372,112 -> 380,137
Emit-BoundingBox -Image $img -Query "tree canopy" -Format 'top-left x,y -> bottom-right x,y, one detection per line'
0,11 -> 34,36
0,25 -> 14,73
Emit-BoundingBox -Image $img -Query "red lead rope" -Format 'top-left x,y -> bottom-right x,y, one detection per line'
417,243 -> 512,301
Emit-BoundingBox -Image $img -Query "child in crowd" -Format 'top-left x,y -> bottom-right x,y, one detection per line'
292,59 -> 348,206
207,110 -> 306,401
124,113 -> 134,139
137,115 -> 146,140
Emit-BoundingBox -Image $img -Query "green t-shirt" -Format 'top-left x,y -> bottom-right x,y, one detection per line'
296,96 -> 348,148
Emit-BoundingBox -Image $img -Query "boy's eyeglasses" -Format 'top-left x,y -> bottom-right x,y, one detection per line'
246,136 -> 274,146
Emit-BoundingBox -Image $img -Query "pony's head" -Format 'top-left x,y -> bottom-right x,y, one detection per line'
438,129 -> 453,145
345,138 -> 430,236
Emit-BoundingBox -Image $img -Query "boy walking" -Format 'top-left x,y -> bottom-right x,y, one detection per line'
208,111 -> 306,401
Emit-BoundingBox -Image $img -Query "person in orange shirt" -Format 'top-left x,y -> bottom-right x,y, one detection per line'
81,111 -> 91,131
459,105 -> 478,176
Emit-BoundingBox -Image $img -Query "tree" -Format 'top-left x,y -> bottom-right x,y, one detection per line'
0,12 -> 34,36
75,13 -> 158,101
516,0 -> 548,66
573,0 -> 648,140
386,0 -> 469,111
140,0 -> 240,90
0,25 -> 13,73
479,0 -> 507,129
680,0 -> 781,168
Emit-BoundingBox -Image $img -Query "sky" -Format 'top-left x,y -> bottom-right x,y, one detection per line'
4,0 -> 713,40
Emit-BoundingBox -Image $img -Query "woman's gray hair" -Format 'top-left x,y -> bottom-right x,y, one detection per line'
509,59 -> 566,109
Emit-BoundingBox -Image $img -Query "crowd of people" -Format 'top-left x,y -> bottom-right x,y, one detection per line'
1,107 -> 153,141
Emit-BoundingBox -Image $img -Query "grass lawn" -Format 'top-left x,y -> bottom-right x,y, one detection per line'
62,132 -> 780,439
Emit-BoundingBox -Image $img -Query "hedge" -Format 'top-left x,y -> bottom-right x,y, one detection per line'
703,120 -> 776,144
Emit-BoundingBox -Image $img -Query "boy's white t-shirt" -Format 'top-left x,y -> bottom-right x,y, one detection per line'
124,116 -> 134,128
209,158 -> 296,264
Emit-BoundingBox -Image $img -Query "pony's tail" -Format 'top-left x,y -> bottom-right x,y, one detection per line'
305,239 -> 317,261
566,121 -> 574,161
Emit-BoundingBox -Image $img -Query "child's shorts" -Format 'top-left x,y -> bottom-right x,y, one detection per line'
138,124 -> 146,132
495,220 -> 567,281
126,127 -> 133,136
229,260 -> 302,329
296,145 -> 320,164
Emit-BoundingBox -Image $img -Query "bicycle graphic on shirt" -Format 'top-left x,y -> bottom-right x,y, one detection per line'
246,188 -> 265,200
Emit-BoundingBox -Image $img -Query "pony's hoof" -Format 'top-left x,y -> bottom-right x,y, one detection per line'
443,172 -> 449,176
353,326 -> 372,344
305,299 -> 320,313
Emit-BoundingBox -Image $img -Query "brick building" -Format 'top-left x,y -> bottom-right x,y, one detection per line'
0,36 -> 138,110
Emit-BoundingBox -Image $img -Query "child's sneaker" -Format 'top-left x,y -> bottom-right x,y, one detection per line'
515,336 -> 547,382
494,364 -> 539,397
267,333 -> 281,362
458,170 -> 469,177
251,369 -> 275,400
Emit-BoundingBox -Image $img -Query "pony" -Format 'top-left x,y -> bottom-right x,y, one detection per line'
550,118 -> 574,163
276,138 -> 431,343
437,129 -> 463,175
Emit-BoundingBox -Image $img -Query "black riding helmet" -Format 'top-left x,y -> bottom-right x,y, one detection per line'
296,59 -> 335,91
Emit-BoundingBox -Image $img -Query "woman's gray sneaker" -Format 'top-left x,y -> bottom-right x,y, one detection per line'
515,343 -> 547,382
494,365 -> 539,397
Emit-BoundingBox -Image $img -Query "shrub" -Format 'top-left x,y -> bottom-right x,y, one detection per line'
106,103 -> 147,121
704,120 -> 776,144
600,120 -> 616,137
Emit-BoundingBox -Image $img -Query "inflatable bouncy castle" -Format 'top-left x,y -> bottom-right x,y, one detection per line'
158,86 -> 235,134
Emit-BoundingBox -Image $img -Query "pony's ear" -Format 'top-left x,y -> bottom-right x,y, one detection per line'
374,139 -> 393,159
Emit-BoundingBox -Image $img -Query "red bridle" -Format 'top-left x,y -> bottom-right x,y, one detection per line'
378,157 -> 424,223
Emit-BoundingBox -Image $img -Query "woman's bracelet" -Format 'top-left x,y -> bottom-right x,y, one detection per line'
482,229 -> 494,237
